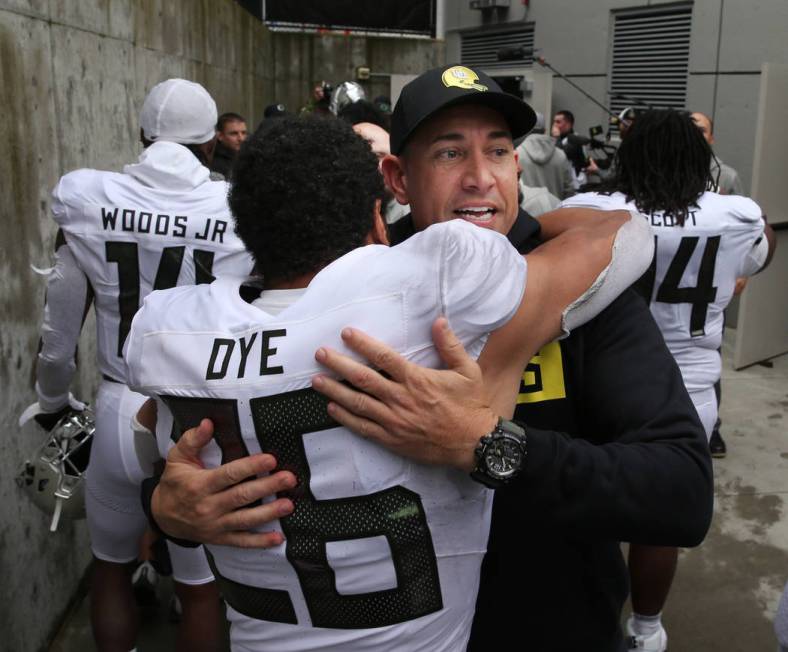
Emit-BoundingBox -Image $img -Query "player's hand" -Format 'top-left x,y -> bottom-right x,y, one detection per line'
312,317 -> 498,472
733,277 -> 748,296
152,419 -> 297,548
21,393 -> 87,431
33,404 -> 78,431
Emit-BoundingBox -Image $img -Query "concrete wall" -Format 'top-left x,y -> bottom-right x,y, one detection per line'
444,0 -> 788,195
0,2 -> 443,650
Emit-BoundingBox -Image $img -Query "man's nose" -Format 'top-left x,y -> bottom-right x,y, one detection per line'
461,149 -> 495,192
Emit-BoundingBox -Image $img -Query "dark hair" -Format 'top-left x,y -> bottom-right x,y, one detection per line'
140,129 -> 211,165
555,110 -> 574,125
217,112 -> 246,131
229,115 -> 385,282
601,109 -> 713,224
338,100 -> 390,131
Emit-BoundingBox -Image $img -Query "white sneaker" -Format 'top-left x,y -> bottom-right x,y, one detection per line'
626,616 -> 668,651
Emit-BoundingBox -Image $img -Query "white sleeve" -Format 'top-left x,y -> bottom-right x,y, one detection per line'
36,241 -> 90,412
124,295 -> 156,393
725,197 -> 768,277
561,210 -> 654,335
50,173 -> 75,228
438,221 -> 527,338
740,228 -> 769,277
559,192 -> 625,211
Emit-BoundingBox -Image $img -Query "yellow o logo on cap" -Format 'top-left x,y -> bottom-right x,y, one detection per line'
441,66 -> 488,92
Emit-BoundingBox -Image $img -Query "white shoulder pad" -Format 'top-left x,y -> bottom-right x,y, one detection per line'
561,210 -> 653,335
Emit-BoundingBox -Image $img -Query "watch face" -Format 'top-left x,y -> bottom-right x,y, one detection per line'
483,435 -> 523,479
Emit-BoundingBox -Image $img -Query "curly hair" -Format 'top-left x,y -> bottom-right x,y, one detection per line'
601,109 -> 713,225
229,115 -> 385,282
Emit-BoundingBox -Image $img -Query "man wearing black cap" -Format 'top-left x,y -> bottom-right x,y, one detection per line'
145,66 -> 713,651
311,65 -> 713,652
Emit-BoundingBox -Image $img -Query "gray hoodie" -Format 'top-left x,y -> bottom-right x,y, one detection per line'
517,134 -> 576,199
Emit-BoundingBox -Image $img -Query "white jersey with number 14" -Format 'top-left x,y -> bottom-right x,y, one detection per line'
562,191 -> 768,392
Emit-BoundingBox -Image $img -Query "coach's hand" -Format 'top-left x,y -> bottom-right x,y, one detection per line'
152,419 -> 297,547
312,317 -> 497,472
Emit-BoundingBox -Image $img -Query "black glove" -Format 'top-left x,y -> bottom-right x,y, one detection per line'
34,405 -> 81,431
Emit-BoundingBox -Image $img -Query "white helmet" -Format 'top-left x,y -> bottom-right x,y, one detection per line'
16,408 -> 95,532
329,81 -> 366,115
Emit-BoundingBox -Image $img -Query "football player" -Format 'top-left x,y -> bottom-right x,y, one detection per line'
32,79 -> 253,651
560,108 -> 775,652
143,65 -> 716,652
124,103 -> 652,649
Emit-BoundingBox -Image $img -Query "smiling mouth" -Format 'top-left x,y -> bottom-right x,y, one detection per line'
454,207 -> 497,223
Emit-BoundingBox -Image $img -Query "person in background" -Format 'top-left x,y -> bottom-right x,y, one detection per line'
301,80 -> 332,115
519,179 -> 561,217
562,108 -> 775,652
552,109 -> 588,177
691,111 -> 744,196
211,111 -> 248,179
691,110 -> 748,457
263,103 -> 288,119
374,95 -> 392,115
518,112 -> 576,199
31,78 -> 254,652
339,99 -> 390,132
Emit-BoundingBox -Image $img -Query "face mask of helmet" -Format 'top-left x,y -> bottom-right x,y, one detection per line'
329,81 -> 366,116
16,409 -> 95,532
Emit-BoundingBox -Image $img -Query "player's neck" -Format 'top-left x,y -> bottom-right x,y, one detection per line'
264,271 -> 318,290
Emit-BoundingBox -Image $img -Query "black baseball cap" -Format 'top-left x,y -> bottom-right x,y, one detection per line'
390,64 -> 537,155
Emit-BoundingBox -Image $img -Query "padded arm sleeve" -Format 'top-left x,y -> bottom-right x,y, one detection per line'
36,241 -> 90,412
561,210 -> 654,336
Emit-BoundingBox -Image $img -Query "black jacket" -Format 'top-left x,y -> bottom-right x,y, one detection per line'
391,211 -> 713,652
210,141 -> 236,180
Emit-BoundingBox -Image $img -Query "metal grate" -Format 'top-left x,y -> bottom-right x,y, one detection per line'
460,24 -> 534,70
609,4 -> 693,116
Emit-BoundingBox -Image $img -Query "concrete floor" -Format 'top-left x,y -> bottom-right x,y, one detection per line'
49,329 -> 788,652
659,329 -> 788,651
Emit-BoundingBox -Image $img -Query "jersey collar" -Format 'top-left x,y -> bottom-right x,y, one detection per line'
123,141 -> 211,190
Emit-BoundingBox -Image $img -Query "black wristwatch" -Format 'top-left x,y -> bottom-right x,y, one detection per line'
470,418 -> 527,489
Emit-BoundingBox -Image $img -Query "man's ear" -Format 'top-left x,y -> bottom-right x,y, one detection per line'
366,199 -> 390,246
381,154 -> 410,206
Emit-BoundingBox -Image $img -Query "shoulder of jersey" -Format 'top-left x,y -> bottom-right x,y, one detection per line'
698,191 -> 762,224
414,219 -> 508,254
560,191 -> 625,210
51,168 -> 120,226
55,167 -> 122,200
135,277 -> 247,334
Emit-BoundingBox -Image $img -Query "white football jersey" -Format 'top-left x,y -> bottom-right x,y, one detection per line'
126,220 -> 527,652
51,141 -> 253,382
562,191 -> 768,392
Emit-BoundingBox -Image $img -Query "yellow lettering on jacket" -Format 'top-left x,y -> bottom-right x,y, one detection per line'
516,340 -> 566,404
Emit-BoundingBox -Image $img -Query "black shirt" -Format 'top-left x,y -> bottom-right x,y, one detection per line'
210,141 -> 236,180
391,211 -> 713,652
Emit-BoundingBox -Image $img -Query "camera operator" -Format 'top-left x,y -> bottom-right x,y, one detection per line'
552,110 -> 589,176
301,80 -> 332,115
